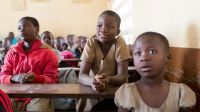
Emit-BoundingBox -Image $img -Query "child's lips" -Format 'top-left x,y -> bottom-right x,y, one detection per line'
141,66 -> 152,72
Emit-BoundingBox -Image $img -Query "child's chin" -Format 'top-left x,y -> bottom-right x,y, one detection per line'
142,72 -> 155,78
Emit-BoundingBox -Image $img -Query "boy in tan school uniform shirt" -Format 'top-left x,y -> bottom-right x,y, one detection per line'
77,10 -> 131,111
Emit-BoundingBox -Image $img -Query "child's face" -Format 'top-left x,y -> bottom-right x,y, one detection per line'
41,32 -> 54,46
133,36 -> 169,78
81,38 -> 87,48
55,38 -> 64,51
17,19 -> 39,42
96,14 -> 119,44
67,36 -> 74,46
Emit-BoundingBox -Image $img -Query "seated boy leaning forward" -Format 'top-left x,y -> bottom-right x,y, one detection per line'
77,10 -> 131,111
0,16 -> 59,112
115,32 -> 196,112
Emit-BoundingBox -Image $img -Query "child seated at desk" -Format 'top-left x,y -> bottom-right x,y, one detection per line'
0,16 -> 58,112
40,31 -> 61,63
115,32 -> 196,112
55,36 -> 77,67
78,10 -> 131,111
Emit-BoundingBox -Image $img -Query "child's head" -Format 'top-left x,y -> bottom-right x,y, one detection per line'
80,36 -> 87,49
65,34 -> 75,47
133,32 -> 170,78
8,32 -> 15,39
17,16 -> 39,42
40,31 -> 54,48
96,10 -> 121,44
74,36 -> 81,48
3,38 -> 11,49
55,36 -> 65,51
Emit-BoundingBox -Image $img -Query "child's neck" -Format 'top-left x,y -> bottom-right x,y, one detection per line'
23,41 -> 33,52
140,76 -> 165,87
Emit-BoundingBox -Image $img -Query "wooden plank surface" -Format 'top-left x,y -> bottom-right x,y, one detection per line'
0,84 -> 119,98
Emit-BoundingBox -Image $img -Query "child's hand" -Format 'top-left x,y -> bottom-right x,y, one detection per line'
92,75 -> 106,92
23,72 -> 35,83
11,73 -> 26,83
98,73 -> 110,86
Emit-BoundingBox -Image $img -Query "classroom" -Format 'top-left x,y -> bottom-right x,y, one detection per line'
0,0 -> 199,112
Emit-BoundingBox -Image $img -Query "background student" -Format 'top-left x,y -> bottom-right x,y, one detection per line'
40,31 -> 61,63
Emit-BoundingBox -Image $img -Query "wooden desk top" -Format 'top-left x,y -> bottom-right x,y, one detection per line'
61,59 -> 81,62
58,67 -> 80,71
0,84 -> 119,98
58,66 -> 135,71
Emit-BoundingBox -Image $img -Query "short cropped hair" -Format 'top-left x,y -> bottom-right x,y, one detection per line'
99,10 -> 121,29
134,32 -> 170,52
19,16 -> 39,28
40,31 -> 54,39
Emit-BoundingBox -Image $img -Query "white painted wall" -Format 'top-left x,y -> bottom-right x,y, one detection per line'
0,0 -> 107,38
132,0 -> 200,48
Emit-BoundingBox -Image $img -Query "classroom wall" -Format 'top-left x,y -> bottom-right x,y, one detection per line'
0,0 -> 107,39
132,0 -> 200,48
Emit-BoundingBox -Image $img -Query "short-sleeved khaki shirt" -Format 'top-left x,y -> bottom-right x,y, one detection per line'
81,36 -> 131,76
115,82 -> 196,112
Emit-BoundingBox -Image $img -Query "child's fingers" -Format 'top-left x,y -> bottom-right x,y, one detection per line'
93,80 -> 102,85
99,73 -> 107,79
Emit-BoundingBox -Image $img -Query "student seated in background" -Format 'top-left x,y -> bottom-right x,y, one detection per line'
55,36 -> 77,67
74,36 -> 87,59
65,34 -> 75,51
115,32 -> 196,112
78,10 -> 131,111
0,16 -> 58,112
7,32 -> 17,45
40,31 -> 61,63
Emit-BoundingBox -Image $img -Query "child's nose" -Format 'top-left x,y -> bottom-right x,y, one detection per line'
101,26 -> 108,33
140,53 -> 150,62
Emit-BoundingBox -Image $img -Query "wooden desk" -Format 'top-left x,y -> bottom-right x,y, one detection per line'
61,59 -> 81,62
58,67 -> 80,72
59,66 -> 134,72
0,84 -> 119,98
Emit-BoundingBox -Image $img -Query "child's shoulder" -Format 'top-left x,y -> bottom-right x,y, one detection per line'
85,37 -> 98,46
115,83 -> 139,110
115,36 -> 126,44
170,82 -> 193,91
169,82 -> 196,107
116,83 -> 137,94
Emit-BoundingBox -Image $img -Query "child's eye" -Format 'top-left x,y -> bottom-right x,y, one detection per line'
149,49 -> 157,54
17,26 -> 21,30
134,51 -> 141,56
97,24 -> 102,28
107,25 -> 114,29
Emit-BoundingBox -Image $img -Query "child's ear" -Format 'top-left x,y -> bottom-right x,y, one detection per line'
117,29 -> 120,35
167,53 -> 171,60
165,53 -> 171,63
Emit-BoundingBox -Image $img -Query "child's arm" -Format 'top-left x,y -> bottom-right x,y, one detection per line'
179,106 -> 194,112
79,61 -> 93,86
105,60 -> 129,85
118,107 -> 132,112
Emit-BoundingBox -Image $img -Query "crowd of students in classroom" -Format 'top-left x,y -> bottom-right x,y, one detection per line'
0,29 -> 88,68
0,9 -> 197,112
